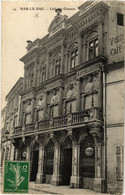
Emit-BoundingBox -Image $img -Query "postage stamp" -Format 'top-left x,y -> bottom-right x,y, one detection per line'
3,161 -> 29,193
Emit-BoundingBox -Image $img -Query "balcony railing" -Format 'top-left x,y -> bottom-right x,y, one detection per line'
13,107 -> 103,135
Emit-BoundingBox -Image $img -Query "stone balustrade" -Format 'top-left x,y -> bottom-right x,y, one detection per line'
13,107 -> 102,135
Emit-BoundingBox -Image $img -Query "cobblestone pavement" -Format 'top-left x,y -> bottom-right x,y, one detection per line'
29,182 -> 110,195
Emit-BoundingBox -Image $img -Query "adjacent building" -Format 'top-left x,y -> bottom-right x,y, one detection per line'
2,1 -> 124,194
1,78 -> 23,164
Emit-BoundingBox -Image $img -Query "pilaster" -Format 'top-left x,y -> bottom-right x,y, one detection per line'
98,22 -> 103,56
76,79 -> 81,112
58,86 -> 63,116
98,68 -> 103,108
43,92 -> 47,119
31,97 -> 35,123
70,144 -> 81,188
51,144 -> 61,185
36,145 -> 45,183
60,44 -> 64,74
46,53 -> 50,80
78,34 -> 82,65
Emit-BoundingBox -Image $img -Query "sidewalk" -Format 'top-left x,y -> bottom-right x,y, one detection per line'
29,182 -> 109,195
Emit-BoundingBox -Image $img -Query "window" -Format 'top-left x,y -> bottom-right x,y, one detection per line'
117,13 -> 124,26
38,110 -> 44,121
14,115 -> 18,127
50,105 -> 58,118
66,100 -> 76,114
52,51 -> 61,77
89,38 -> 98,60
71,49 -> 78,68
25,113 -> 31,124
42,66 -> 46,82
55,59 -> 61,76
116,146 -> 123,180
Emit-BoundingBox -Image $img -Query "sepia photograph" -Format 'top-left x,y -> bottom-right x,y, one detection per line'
1,1 -> 124,194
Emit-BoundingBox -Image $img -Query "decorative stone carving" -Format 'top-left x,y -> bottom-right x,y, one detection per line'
37,96 -> 45,109
25,100 -> 32,113
66,84 -> 77,99
50,90 -> 59,104
85,75 -> 94,92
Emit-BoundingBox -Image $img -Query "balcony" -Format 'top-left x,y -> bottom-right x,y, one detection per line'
13,107 -> 103,135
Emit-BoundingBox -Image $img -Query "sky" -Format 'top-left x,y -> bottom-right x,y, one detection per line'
1,1 -> 84,109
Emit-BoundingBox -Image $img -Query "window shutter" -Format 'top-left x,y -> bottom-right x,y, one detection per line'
116,145 -> 123,180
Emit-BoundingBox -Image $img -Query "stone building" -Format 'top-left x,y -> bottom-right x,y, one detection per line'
1,77 -> 23,164
3,1 -> 124,194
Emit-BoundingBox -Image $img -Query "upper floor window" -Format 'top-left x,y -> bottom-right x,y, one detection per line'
117,13 -> 124,26
53,51 -> 61,77
89,38 -> 98,60
71,49 -> 78,69
68,42 -> 78,70
40,60 -> 47,84
55,58 -> 61,76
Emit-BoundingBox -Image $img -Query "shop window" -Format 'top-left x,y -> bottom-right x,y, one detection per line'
116,145 -> 123,180
89,38 -> 98,60
117,13 -> 124,26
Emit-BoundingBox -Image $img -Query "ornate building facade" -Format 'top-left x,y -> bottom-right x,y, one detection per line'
2,1 -> 124,194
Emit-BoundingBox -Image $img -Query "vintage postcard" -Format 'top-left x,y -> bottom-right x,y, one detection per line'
1,1 -> 124,194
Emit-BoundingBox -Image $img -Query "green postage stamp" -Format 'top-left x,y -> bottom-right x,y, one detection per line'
3,161 -> 29,193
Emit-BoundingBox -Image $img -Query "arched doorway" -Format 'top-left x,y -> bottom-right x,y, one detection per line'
43,139 -> 54,184
30,143 -> 39,181
80,134 -> 95,189
61,137 -> 72,185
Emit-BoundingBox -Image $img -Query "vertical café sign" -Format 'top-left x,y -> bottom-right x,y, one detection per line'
110,34 -> 124,56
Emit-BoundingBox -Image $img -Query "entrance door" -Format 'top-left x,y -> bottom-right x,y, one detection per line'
62,148 -> 72,185
30,144 -> 39,181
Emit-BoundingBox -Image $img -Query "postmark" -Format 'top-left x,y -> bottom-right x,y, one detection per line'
3,161 -> 29,193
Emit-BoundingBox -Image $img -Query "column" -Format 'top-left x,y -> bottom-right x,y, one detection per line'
78,34 -> 82,65
95,144 -> 102,178
46,53 -> 50,80
23,67 -> 26,91
93,143 -> 103,192
52,144 -> 61,185
98,22 -> 103,55
10,144 -> 15,161
15,148 -> 19,160
33,59 -> 38,87
76,79 -> 81,112
18,102 -> 23,126
89,122 -> 103,192
26,145 -> 30,161
58,86 -> 63,116
82,95 -> 85,111
34,109 -> 38,122
98,69 -> 103,108
70,144 -> 81,188
31,97 -> 35,123
43,92 -> 47,119
36,145 -> 45,183
60,44 -> 64,74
